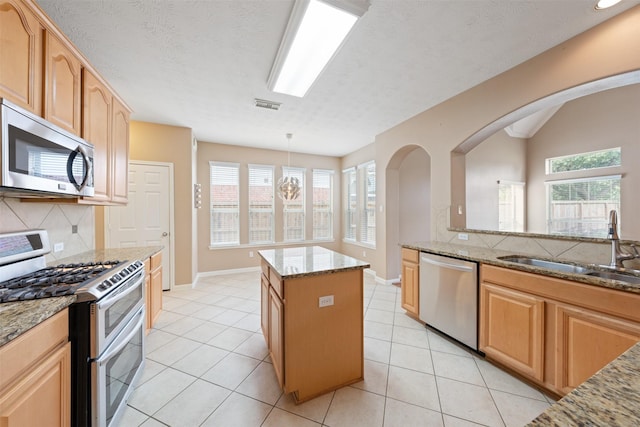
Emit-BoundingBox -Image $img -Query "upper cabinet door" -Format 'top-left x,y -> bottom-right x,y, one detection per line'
82,69 -> 112,203
44,31 -> 81,135
111,97 -> 130,204
0,0 -> 42,114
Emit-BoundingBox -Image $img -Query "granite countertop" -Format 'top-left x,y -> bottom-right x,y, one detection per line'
0,295 -> 76,346
402,241 -> 640,295
0,246 -> 162,347
258,246 -> 370,279
527,341 -> 640,426
53,246 -> 163,265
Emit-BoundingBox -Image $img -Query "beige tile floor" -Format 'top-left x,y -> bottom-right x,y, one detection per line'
121,271 -> 554,426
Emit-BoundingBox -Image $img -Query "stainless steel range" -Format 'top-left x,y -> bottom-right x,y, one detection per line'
0,229 -> 146,427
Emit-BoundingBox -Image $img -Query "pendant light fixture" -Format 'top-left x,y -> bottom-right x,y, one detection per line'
278,133 -> 301,200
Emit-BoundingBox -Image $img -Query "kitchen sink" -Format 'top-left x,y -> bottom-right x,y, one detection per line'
497,256 -> 593,274
585,270 -> 640,285
498,255 -> 640,285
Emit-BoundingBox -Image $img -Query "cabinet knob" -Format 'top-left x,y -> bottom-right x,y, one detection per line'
162,232 -> 168,237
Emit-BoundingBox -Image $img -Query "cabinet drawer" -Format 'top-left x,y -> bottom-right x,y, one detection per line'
401,248 -> 419,263
270,270 -> 283,299
0,309 -> 68,391
261,261 -> 269,279
144,258 -> 150,274
150,252 -> 162,270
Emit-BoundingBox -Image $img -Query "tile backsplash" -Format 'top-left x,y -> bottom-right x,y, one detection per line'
0,198 -> 94,263
435,204 -> 640,270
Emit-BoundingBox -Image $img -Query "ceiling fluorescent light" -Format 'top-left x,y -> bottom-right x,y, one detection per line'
595,0 -> 622,9
268,0 -> 369,97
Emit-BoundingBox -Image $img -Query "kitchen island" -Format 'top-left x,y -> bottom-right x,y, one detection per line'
258,246 -> 369,403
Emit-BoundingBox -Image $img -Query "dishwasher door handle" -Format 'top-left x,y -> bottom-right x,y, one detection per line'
421,256 -> 474,272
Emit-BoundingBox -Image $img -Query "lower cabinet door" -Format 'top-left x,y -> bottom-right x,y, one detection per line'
401,260 -> 419,316
260,275 -> 269,343
269,287 -> 284,388
555,304 -> 640,394
0,342 -> 70,427
479,282 -> 545,381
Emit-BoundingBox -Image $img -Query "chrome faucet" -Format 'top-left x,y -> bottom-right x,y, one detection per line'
607,209 -> 639,268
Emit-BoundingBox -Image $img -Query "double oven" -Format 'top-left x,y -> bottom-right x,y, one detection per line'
70,260 -> 146,427
0,229 -> 146,427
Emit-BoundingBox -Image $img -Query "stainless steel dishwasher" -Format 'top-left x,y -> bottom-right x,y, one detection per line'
418,252 -> 478,350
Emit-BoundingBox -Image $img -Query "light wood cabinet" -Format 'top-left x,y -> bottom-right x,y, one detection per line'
259,258 -> 364,403
0,0 -> 43,114
480,282 -> 545,381
401,248 -> 419,317
82,69 -> 113,203
144,252 -> 163,332
0,309 -> 70,427
1,0 -> 131,207
480,264 -> 640,396
555,303 -> 640,394
44,31 -> 81,135
268,286 -> 284,388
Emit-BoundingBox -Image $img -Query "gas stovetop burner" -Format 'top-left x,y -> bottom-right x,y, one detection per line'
0,260 -> 124,303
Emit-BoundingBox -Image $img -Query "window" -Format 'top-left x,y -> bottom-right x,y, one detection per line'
343,168 -> 357,241
546,147 -> 621,237
248,165 -> 274,244
547,175 -> 620,237
360,162 -> 376,245
313,169 -> 333,240
546,147 -> 621,174
283,167 -> 305,242
210,162 -> 240,246
498,181 -> 525,232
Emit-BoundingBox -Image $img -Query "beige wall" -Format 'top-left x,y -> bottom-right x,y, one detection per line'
527,84 -> 640,237
129,121 -> 195,286
466,130 -> 527,230
370,5 -> 640,279
197,141 -> 342,273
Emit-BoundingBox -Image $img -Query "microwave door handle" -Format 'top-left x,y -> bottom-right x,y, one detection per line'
66,145 -> 91,191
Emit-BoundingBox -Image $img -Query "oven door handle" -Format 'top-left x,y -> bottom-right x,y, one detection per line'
97,272 -> 144,311
95,307 -> 145,365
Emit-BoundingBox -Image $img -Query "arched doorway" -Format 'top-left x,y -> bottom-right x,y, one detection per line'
385,145 -> 431,281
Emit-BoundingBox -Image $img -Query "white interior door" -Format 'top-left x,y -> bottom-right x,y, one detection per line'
106,161 -> 174,290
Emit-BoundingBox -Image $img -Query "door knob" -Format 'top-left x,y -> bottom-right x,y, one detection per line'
162,232 -> 168,237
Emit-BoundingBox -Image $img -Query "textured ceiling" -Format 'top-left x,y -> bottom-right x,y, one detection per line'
36,0 -> 640,157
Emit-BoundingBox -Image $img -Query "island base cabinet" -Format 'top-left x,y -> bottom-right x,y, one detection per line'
480,282 -> 545,382
284,270 -> 363,403
260,258 -> 364,403
555,304 -> 640,394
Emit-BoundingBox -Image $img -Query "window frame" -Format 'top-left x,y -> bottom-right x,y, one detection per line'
248,164 -> 275,245
282,166 -> 306,242
209,161 -> 240,247
312,169 -> 334,241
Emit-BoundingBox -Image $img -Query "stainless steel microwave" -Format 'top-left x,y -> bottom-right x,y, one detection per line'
1,98 -> 94,197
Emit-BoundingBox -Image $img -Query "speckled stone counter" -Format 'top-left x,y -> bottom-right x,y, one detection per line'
0,295 -> 75,346
402,241 -> 640,294
258,246 -> 369,279
53,246 -> 163,266
527,341 -> 640,426
0,246 -> 161,348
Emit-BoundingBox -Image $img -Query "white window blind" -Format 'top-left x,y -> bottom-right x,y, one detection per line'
313,169 -> 333,240
283,167 -> 305,242
498,181 -> 525,232
360,162 -> 376,245
249,165 -> 274,244
343,167 -> 357,241
210,162 -> 240,246
546,175 -> 621,238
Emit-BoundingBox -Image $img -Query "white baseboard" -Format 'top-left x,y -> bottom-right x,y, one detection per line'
194,266 -> 261,287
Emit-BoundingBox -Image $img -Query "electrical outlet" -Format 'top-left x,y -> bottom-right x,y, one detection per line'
249,251 -> 254,258
53,242 -> 64,252
319,295 -> 334,308
457,233 -> 469,241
